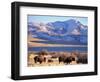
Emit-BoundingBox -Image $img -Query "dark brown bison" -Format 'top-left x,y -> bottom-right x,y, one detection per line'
34,56 -> 39,63
77,56 -> 87,64
76,53 -> 88,64
58,56 -> 64,63
59,56 -> 76,64
64,56 -> 75,64
34,55 -> 46,64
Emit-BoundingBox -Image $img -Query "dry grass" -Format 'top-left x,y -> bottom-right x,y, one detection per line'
27,53 -> 78,67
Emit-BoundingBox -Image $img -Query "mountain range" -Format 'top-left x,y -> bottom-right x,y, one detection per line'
28,19 -> 88,44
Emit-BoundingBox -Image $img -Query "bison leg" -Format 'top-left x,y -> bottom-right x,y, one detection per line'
39,61 -> 42,64
34,57 -> 37,63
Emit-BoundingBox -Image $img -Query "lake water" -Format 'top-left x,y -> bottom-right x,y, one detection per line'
31,41 -> 87,45
28,47 -> 87,52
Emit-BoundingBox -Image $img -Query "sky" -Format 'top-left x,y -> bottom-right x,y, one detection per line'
28,15 -> 88,25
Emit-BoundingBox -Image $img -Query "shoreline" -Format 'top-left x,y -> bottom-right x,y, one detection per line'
28,50 -> 87,54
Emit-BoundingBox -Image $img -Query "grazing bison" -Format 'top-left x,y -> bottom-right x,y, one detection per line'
76,53 -> 88,64
77,56 -> 87,64
34,55 -> 46,64
64,56 -> 73,64
59,56 -> 76,64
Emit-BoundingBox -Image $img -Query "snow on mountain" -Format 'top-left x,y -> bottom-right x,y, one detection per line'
71,29 -> 80,35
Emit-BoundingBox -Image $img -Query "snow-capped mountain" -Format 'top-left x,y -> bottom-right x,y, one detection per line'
28,19 -> 88,44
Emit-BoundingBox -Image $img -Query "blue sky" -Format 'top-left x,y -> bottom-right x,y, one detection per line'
28,15 -> 88,25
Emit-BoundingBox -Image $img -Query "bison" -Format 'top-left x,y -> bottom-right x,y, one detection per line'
59,56 -> 76,64
58,56 -> 64,63
64,56 -> 74,64
77,56 -> 87,64
76,53 -> 88,64
34,55 -> 46,64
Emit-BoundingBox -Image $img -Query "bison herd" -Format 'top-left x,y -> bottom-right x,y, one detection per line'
32,51 -> 88,65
